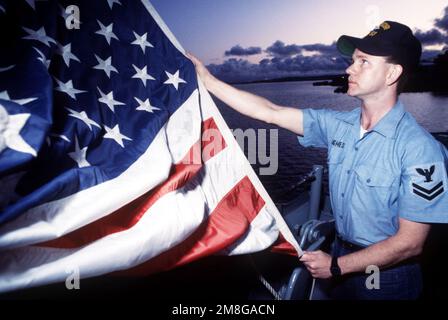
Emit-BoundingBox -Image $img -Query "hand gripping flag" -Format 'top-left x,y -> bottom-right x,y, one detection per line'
0,0 -> 301,293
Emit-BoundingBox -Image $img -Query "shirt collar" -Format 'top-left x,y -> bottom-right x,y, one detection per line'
335,107 -> 361,125
335,101 -> 406,139
370,100 -> 406,138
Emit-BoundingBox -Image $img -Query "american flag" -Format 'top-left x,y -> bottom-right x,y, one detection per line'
0,0 -> 301,292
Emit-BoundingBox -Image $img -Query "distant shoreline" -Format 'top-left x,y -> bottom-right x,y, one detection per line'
229,65 -> 448,96
230,74 -> 344,85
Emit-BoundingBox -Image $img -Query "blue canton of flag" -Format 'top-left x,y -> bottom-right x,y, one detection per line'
0,0 -> 196,223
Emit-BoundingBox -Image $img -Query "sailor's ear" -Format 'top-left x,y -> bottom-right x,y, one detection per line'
386,64 -> 403,86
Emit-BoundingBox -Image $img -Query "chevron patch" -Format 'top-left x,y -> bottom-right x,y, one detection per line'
411,162 -> 446,202
412,181 -> 444,201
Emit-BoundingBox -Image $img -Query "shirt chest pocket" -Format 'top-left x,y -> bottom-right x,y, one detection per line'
327,147 -> 345,165
353,164 -> 397,205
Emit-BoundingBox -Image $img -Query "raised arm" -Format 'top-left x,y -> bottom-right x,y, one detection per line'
187,53 -> 304,136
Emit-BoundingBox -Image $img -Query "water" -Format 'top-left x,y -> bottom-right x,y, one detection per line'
215,81 -> 448,203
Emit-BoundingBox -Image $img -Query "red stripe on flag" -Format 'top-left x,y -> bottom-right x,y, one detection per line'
270,233 -> 297,256
201,116 -> 226,162
114,175 -> 265,276
41,117 -> 226,249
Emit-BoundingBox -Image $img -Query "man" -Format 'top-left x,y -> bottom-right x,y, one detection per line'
187,21 -> 448,299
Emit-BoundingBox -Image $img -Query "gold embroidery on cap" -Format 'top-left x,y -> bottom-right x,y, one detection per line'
380,22 -> 391,30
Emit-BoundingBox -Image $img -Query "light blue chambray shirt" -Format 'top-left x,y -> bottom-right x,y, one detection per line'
298,100 -> 448,247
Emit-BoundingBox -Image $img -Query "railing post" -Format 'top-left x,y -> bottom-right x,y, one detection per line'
308,165 -> 323,220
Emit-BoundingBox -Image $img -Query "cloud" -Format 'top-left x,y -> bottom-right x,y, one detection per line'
413,6 -> 448,63
208,40 -> 350,82
415,29 -> 446,46
208,46 -> 349,83
415,5 -> 448,47
224,45 -> 262,56
207,58 -> 261,82
265,41 -> 339,58
266,55 -> 348,73
435,6 -> 448,33
301,43 -> 339,56
265,41 -> 301,56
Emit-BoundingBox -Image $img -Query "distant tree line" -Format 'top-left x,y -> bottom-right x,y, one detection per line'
405,50 -> 448,94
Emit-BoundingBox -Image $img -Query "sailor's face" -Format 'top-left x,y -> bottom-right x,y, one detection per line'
345,49 -> 391,98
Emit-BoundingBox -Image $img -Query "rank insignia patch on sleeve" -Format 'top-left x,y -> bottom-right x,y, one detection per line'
412,163 -> 445,201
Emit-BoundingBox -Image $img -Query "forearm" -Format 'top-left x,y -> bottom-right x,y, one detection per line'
338,235 -> 423,275
205,75 -> 279,124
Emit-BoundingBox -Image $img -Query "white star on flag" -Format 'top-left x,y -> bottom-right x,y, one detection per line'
66,108 -> 101,131
33,47 -> 50,69
104,124 -> 132,148
107,0 -> 122,9
164,70 -> 186,90
54,78 -> 86,100
132,64 -> 155,87
68,136 -> 90,168
93,54 -> 118,78
95,20 -> 119,45
0,91 -> 37,106
56,43 -> 80,67
131,31 -> 154,54
0,104 -> 37,157
97,87 -> 125,112
134,97 -> 160,113
22,26 -> 56,47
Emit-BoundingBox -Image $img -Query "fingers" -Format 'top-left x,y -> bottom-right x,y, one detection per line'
301,257 -> 320,278
300,251 -> 320,269
299,250 -> 321,261
299,254 -> 310,262
185,51 -> 195,58
299,251 -> 332,279
185,52 -> 201,66
185,51 -> 194,60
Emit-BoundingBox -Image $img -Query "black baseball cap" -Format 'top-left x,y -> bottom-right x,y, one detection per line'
337,21 -> 422,69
